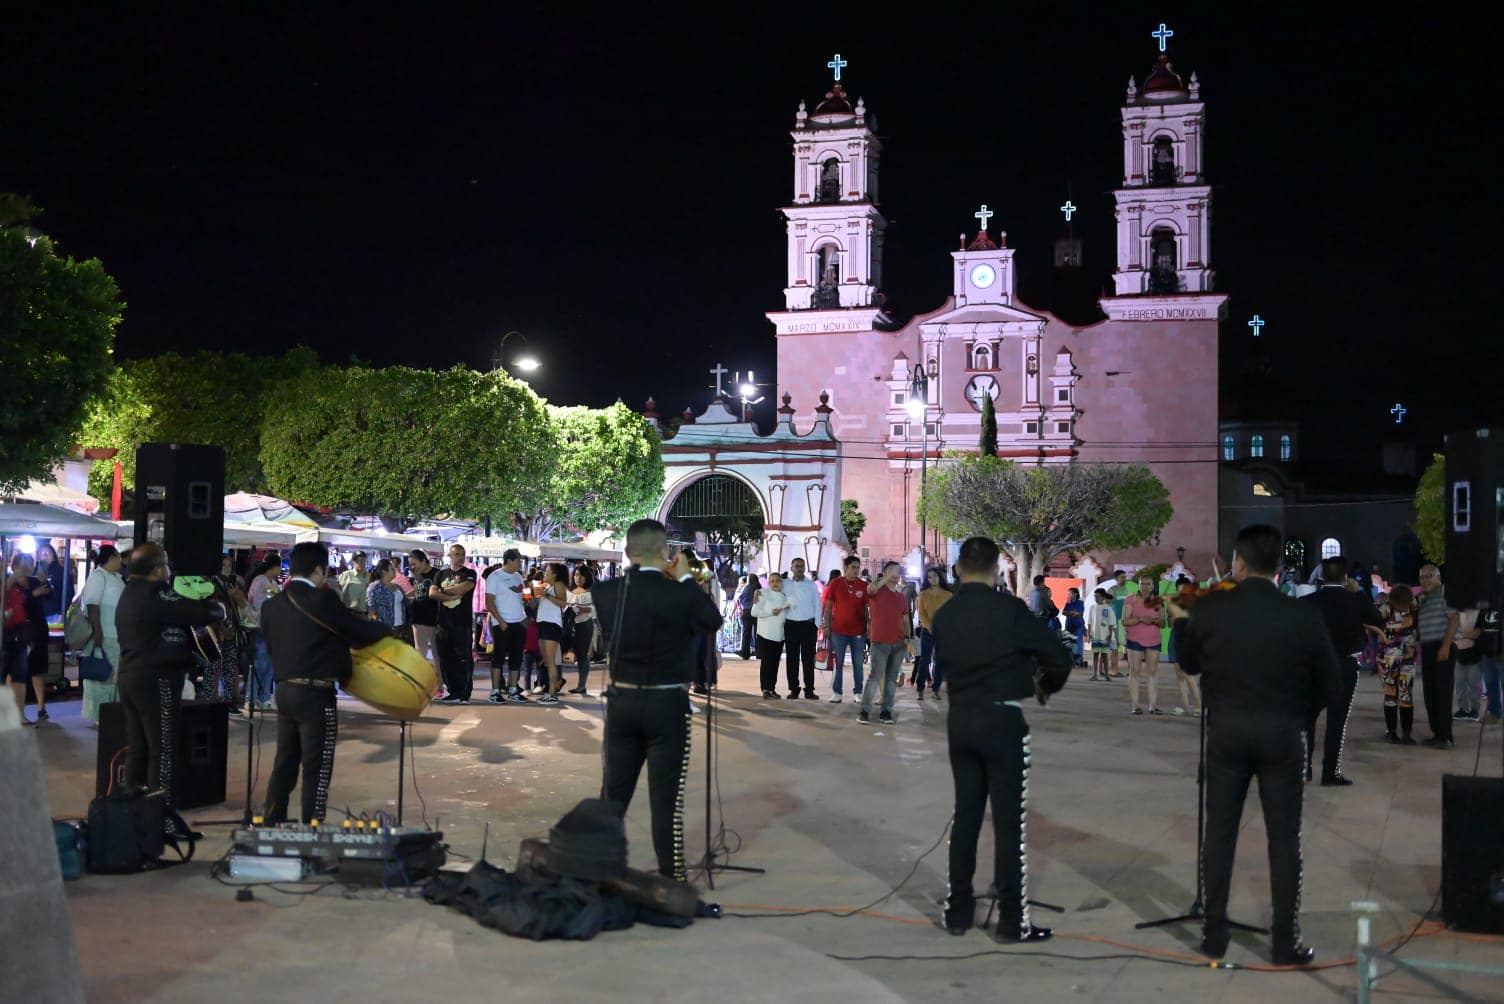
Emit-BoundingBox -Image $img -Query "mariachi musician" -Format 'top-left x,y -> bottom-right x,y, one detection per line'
260,542 -> 390,824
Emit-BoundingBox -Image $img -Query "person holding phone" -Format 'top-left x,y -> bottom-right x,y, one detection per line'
860,561 -> 913,725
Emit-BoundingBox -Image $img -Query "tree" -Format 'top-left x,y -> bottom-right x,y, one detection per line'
260,365 -> 551,523
1414,452 -> 1445,564
81,348 -> 319,502
0,201 -> 123,492
979,392 -> 998,457
917,456 -> 1173,584
841,498 -> 867,552
508,402 -> 663,541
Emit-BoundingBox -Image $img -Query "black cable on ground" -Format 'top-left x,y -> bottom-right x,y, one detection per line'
722,816 -> 952,920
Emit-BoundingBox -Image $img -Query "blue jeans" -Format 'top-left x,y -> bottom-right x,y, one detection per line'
831,632 -> 865,696
1482,653 -> 1502,718
250,635 -> 275,703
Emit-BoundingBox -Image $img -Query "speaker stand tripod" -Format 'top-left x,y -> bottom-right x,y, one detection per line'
1136,707 -> 1265,936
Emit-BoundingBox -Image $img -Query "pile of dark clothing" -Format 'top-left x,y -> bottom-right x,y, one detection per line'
425,799 -> 694,941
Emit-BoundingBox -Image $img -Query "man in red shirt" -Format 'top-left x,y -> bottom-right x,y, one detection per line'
861,561 -> 913,724
822,556 -> 869,703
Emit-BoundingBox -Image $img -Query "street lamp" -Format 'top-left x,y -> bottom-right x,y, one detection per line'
492,330 -> 541,374
908,363 -> 929,576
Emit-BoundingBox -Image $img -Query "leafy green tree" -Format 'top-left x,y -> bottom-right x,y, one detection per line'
0,201 -> 123,491
979,392 -> 998,457
260,365 -> 550,523
918,456 -> 1173,584
841,498 -> 867,552
509,403 -> 663,540
1414,452 -> 1445,564
82,348 -> 319,502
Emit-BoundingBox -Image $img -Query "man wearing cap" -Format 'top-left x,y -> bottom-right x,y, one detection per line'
337,551 -> 370,613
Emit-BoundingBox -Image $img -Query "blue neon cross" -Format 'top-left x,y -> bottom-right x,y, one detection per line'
827,53 -> 848,81
975,204 -> 994,229
1248,314 -> 1265,337
1392,403 -> 1407,424
1060,200 -> 1077,222
1152,23 -> 1174,51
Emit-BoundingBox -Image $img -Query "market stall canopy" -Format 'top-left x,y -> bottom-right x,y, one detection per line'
317,526 -> 444,555
8,481 -> 100,516
0,503 -> 119,540
109,519 -> 316,549
224,492 -> 320,528
455,535 -> 622,564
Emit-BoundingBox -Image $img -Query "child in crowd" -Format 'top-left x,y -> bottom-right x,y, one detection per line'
1087,588 -> 1118,681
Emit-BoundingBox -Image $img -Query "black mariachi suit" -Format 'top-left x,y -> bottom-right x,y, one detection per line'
114,578 -> 224,826
931,583 -> 1072,938
1179,578 -> 1341,949
1301,585 -> 1384,780
259,579 -> 390,823
593,566 -> 723,881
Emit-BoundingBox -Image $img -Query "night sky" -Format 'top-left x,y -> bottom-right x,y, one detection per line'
7,10 -> 1499,474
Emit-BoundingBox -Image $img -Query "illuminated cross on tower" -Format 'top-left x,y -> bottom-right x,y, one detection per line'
1152,23 -> 1174,52
974,204 -> 994,231
826,53 -> 848,81
1391,403 -> 1407,424
1248,314 -> 1266,337
1060,201 -> 1077,222
709,363 -> 730,398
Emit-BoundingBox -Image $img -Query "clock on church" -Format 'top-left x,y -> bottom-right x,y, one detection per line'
969,263 -> 996,289
965,375 -> 999,411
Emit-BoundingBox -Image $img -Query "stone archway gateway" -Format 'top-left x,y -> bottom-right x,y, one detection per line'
646,391 -> 845,578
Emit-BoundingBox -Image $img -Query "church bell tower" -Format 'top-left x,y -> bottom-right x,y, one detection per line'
767,68 -> 888,335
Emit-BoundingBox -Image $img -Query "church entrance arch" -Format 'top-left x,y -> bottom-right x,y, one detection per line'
661,472 -> 768,577
642,382 -> 846,581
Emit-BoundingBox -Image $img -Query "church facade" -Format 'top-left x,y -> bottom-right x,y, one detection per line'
764,51 -> 1227,583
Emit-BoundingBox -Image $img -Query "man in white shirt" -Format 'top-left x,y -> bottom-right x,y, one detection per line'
781,558 -> 822,700
337,552 -> 370,611
485,548 -> 529,704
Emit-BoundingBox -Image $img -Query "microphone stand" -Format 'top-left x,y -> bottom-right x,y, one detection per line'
697,669 -> 764,889
1136,706 -> 1265,935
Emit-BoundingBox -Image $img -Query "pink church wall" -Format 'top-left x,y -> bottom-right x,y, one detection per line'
775,306 -> 1220,578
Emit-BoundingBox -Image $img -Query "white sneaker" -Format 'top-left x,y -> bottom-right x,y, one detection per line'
531,685 -> 547,695
689,702 -> 702,714
1173,706 -> 1187,716
828,694 -> 843,703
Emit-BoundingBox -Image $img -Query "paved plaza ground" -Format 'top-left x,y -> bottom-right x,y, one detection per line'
32,656 -> 1504,1002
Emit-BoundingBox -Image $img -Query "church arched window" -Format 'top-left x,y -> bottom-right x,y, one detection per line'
1148,228 -> 1179,293
1320,537 -> 1341,560
811,243 -> 841,308
972,344 -> 992,370
1222,435 -> 1236,461
1151,136 -> 1177,185
1250,434 -> 1264,458
818,158 -> 841,203
1280,435 -> 1292,460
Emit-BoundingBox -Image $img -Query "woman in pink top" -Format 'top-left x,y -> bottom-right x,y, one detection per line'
1121,575 -> 1167,715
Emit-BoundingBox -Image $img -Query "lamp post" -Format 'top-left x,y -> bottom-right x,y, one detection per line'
492,330 -> 541,375
908,363 -> 929,576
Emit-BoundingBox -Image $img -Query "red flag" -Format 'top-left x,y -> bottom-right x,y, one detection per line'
110,461 -> 123,521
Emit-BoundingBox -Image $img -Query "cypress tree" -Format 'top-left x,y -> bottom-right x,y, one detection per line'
979,392 -> 998,456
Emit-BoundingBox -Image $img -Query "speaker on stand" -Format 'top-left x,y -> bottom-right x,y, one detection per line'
133,443 -> 225,577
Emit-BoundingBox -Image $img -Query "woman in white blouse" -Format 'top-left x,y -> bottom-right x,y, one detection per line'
566,565 -> 595,695
751,571 -> 791,700
80,545 -> 125,725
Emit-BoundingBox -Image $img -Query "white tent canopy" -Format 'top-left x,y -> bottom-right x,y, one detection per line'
317,526 -> 443,555
455,535 -> 622,564
0,503 -> 119,540
8,481 -> 100,516
224,492 -> 320,528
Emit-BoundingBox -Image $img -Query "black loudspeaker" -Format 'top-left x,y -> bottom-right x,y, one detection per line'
134,443 -> 225,578
1441,774 -> 1504,934
1443,428 -> 1503,610
96,700 -> 230,810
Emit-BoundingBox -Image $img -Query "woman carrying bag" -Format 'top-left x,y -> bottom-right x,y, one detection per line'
79,545 -> 126,725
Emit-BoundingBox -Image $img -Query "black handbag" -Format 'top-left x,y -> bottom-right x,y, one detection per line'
78,646 -> 112,683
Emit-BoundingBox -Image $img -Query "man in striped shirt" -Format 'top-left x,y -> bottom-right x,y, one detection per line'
1416,565 -> 1460,749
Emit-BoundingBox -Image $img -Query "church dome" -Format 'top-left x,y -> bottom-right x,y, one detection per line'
810,84 -> 856,124
1142,54 -> 1189,100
